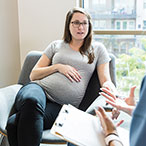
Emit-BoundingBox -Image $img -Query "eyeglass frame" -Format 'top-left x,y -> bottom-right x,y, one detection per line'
71,20 -> 89,28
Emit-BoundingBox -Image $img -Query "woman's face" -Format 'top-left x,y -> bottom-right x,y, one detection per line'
69,12 -> 89,42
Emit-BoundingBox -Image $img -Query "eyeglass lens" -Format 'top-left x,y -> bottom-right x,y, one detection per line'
71,21 -> 88,28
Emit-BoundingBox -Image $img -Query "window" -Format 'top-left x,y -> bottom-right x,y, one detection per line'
144,0 -> 146,9
143,20 -> 146,29
116,21 -> 121,30
129,21 -> 135,29
80,0 -> 146,100
123,21 -> 127,30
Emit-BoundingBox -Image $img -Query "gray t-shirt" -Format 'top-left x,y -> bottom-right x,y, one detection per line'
35,40 -> 110,107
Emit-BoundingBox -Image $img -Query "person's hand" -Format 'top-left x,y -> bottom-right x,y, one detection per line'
102,81 -> 120,119
96,106 -> 124,146
124,86 -> 136,106
100,86 -> 136,116
57,64 -> 81,82
95,106 -> 118,136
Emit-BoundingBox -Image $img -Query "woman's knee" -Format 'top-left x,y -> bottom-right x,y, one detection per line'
6,114 -> 19,132
20,97 -> 46,117
15,83 -> 46,111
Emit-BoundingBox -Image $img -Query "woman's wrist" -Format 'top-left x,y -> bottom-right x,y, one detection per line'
53,64 -> 64,72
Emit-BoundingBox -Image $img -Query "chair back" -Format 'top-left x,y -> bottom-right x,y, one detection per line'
18,51 -> 42,85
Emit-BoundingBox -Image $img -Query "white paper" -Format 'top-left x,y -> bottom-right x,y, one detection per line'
51,104 -> 106,146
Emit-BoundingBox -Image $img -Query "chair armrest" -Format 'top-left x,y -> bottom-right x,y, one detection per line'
42,130 -> 66,144
109,53 -> 116,86
85,95 -> 103,110
0,84 -> 22,135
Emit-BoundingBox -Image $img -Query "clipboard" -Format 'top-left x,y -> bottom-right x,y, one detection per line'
50,104 -> 106,146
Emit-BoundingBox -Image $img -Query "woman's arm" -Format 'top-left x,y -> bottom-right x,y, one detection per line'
30,54 -> 81,82
97,62 -> 117,94
30,54 -> 58,81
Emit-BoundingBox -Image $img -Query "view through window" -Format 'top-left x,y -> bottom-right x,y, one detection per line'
81,0 -> 146,100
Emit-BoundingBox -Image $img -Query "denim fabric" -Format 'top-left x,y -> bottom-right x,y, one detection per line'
67,142 -> 77,146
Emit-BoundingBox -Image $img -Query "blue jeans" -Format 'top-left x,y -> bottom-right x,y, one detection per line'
67,142 -> 77,146
6,82 -> 62,146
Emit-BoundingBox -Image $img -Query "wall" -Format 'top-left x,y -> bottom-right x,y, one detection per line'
18,0 -> 77,66
0,0 -> 20,87
0,0 -> 79,87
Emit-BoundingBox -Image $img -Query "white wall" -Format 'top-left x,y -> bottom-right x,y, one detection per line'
0,0 -> 20,87
18,0 -> 77,66
0,0 -> 79,87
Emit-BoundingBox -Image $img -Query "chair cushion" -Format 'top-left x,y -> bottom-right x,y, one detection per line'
0,84 -> 22,135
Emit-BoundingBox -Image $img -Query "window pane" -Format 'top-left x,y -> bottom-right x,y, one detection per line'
129,21 -> 135,29
144,0 -> 146,9
116,21 -> 121,30
143,20 -> 146,29
123,21 -> 127,30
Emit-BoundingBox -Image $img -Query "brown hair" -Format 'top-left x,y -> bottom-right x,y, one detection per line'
63,7 -> 94,64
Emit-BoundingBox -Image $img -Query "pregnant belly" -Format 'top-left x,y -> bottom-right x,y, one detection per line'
37,72 -> 86,107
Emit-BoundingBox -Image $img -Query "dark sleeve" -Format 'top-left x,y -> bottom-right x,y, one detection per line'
130,75 -> 146,146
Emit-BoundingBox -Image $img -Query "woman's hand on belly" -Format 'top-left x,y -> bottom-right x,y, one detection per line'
56,64 -> 81,82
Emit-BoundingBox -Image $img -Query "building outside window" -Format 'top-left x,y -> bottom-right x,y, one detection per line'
80,0 -> 146,100
144,0 -> 146,9
143,20 -> 146,29
116,21 -> 121,29
123,21 -> 127,30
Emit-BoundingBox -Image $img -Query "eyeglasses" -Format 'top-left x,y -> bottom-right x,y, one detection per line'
71,21 -> 88,28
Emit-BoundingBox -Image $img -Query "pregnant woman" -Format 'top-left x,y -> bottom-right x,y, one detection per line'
6,7 -> 116,146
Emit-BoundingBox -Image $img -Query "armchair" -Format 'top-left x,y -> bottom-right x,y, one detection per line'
0,51 -> 116,146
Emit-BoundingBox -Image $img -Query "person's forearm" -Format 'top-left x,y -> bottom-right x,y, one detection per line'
30,64 -> 59,81
122,105 -> 135,116
105,134 -> 123,146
